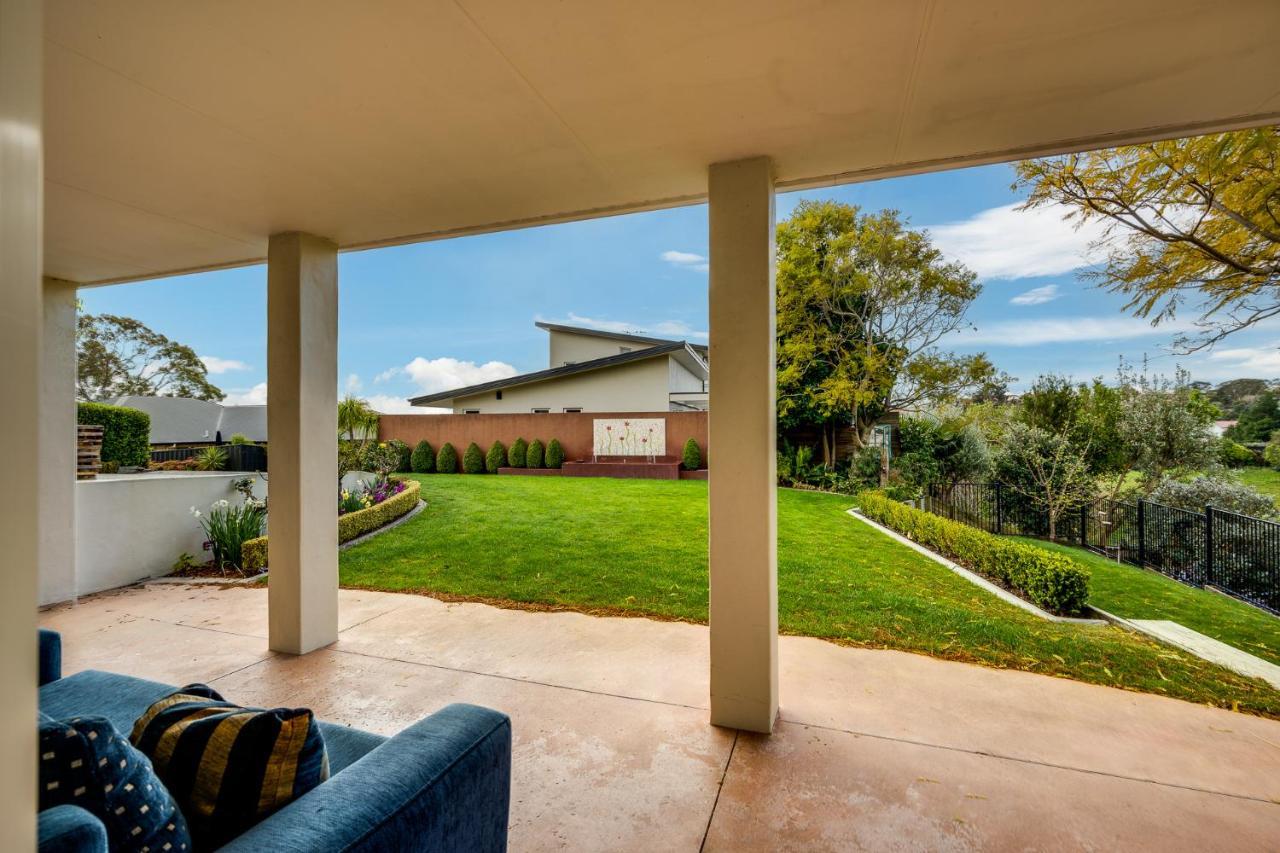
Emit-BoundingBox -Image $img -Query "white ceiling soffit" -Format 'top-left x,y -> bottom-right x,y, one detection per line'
44,0 -> 1280,286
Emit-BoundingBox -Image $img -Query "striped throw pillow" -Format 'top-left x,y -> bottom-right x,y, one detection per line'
130,685 -> 329,850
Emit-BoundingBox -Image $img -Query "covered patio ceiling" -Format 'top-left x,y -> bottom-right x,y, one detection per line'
46,0 -> 1280,286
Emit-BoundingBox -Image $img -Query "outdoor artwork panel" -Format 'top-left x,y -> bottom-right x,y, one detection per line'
592,418 -> 666,457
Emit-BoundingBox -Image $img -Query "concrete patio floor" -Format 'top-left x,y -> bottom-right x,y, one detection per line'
41,583 -> 1280,851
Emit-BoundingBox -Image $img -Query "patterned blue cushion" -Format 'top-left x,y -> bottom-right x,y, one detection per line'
130,685 -> 329,851
39,715 -> 192,853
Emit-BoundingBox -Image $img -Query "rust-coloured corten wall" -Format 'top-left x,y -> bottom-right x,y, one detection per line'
378,411 -> 708,464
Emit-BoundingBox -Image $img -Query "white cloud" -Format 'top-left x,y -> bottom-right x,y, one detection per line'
373,367 -> 400,384
200,355 -> 251,374
222,382 -> 267,405
661,249 -> 709,273
952,316 -> 1191,347
1205,344 -> 1280,376
378,356 -> 519,395
1009,284 -> 1061,306
344,373 -> 363,394
557,312 -> 709,342
926,202 -> 1109,280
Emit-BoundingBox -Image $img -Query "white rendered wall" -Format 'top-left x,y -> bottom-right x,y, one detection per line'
66,473 -> 268,601
39,278 -> 77,606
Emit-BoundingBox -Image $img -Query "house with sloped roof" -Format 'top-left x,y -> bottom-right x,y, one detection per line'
409,322 -> 709,414
109,395 -> 267,445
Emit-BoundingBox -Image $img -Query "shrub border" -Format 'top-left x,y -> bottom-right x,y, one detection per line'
855,491 -> 1094,618
243,478 -> 421,571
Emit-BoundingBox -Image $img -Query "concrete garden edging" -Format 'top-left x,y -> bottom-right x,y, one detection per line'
847,508 -> 1106,625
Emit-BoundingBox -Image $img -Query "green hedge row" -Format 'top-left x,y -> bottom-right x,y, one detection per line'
77,401 -> 150,466
857,491 -> 1090,616
401,436 -> 566,472
242,479 -> 421,572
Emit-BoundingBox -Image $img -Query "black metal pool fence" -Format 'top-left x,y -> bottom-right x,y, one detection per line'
923,482 -> 1279,615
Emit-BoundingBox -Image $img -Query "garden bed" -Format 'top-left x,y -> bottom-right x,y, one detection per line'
241,478 -> 421,571
857,491 -> 1091,616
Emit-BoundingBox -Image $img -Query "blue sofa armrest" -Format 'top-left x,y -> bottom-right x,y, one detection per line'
39,629 -> 61,686
39,805 -> 108,853
221,703 -> 511,853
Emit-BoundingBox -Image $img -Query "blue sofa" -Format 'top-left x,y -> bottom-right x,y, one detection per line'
37,630 -> 512,852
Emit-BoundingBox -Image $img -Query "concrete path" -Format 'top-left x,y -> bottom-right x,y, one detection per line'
41,584 -> 1280,851
1129,619 -> 1280,691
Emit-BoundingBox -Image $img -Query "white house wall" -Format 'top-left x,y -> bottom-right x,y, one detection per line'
453,355 -> 671,413
548,329 -> 657,367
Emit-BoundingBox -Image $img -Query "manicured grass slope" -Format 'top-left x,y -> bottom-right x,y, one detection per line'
1234,467 -> 1280,507
340,476 -> 1280,718
1020,538 -> 1280,667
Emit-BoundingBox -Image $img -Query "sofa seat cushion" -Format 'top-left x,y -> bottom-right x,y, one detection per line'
40,670 -> 387,775
39,715 -> 192,852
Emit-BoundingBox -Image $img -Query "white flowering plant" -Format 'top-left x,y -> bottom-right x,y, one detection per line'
191,496 -> 266,574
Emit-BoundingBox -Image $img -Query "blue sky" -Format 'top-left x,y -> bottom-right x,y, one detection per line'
80,162 -> 1280,412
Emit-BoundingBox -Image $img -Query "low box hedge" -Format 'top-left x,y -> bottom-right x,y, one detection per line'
242,479 -> 421,572
857,490 -> 1090,616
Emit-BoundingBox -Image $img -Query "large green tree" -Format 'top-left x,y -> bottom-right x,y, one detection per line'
77,313 -> 222,401
1016,128 -> 1280,350
776,200 -> 1000,465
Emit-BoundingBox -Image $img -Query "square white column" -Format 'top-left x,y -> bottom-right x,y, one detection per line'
267,232 -> 339,655
40,277 -> 78,605
707,156 -> 778,733
0,0 -> 43,844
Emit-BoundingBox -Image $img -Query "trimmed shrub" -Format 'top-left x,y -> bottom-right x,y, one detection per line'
509,437 -> 528,468
858,491 -> 1090,615
545,439 -> 564,469
526,439 -> 544,469
338,478 -> 420,542
462,441 -> 485,474
244,479 -> 421,571
486,440 -> 507,473
388,438 -> 413,473
77,401 -> 150,467
1220,437 -> 1257,468
229,433 -> 250,445
241,536 -> 269,573
437,442 -> 458,474
411,440 -> 435,473
682,437 -> 702,470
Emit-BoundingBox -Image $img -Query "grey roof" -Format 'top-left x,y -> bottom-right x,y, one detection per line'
110,395 -> 267,444
409,341 -> 702,406
534,321 -> 708,358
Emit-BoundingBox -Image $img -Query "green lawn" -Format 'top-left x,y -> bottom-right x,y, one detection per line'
1016,538 -> 1280,666
1234,467 -> 1280,506
340,475 -> 1280,718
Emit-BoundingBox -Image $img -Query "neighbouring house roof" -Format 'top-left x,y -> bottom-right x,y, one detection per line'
534,321 -> 708,359
409,341 -> 705,407
109,395 -> 267,444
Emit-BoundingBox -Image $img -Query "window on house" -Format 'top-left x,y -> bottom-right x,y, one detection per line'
563,407 -> 582,413
463,409 -> 480,414
532,408 -> 550,414
496,390 -> 502,400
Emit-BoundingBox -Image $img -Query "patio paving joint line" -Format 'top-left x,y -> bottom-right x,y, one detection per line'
699,730 -> 738,853
206,655 -> 277,686
336,603 -> 410,635
328,645 -> 711,713
781,716 -> 1280,806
